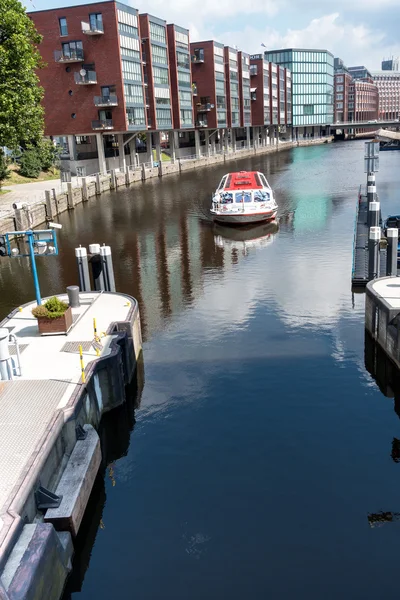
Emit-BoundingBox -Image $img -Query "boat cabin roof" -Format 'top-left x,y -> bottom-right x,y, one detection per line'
224,171 -> 264,191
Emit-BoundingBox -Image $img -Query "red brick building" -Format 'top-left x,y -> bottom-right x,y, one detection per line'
190,40 -> 226,131
334,70 -> 352,122
349,79 -> 379,122
238,51 -> 251,129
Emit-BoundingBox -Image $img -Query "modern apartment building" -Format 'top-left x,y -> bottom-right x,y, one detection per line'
348,80 -> 379,122
348,66 -> 372,80
334,59 -> 353,122
264,48 -> 334,135
29,1 -> 195,174
238,51 -> 252,128
190,40 -> 227,131
224,47 -> 240,129
370,71 -> 400,120
249,55 -> 291,142
382,58 -> 399,72
166,24 -> 194,130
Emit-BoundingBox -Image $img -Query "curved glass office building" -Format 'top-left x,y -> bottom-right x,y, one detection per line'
264,49 -> 334,136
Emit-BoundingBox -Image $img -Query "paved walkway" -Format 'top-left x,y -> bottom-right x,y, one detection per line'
0,291 -> 132,515
0,177 -> 81,216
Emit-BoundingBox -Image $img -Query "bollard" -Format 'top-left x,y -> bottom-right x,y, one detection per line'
100,245 -> 116,292
79,345 -> 86,383
67,285 -> 80,308
0,328 -> 13,381
67,182 -> 75,209
367,173 -> 376,204
368,226 -> 381,281
387,228 -> 398,277
45,190 -> 53,220
125,165 -> 130,186
89,243 -> 105,291
52,188 -> 59,215
75,246 -> 91,292
368,201 -> 380,228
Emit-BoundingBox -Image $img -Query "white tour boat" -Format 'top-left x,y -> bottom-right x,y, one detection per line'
210,171 -> 278,225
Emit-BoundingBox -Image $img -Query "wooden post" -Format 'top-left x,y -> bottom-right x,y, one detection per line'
82,177 -> 88,201
110,169 -> 116,190
125,165 -> 130,186
67,182 -> 75,209
95,173 -> 101,195
45,190 -> 53,220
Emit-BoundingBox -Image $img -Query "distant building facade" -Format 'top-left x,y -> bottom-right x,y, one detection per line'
382,57 -> 399,71
264,48 -> 333,135
370,71 -> 400,119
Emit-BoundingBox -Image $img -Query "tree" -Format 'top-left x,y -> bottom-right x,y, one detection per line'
37,139 -> 60,171
19,148 -> 41,178
0,0 -> 44,150
0,151 -> 8,187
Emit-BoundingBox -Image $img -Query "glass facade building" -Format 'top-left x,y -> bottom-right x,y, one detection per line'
264,49 -> 334,128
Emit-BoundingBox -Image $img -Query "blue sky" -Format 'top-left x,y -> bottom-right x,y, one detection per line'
26,0 -> 400,70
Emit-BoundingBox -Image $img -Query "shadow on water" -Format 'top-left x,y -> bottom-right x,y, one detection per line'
364,331 -> 400,528
61,359 -> 145,599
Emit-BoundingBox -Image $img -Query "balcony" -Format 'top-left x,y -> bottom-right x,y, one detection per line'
250,65 -> 258,76
81,20 -> 104,35
196,119 -> 208,128
94,95 -> 118,107
191,51 -> 205,64
54,49 -> 84,63
197,102 -> 214,112
192,83 -> 198,95
74,70 -> 97,85
92,119 -> 114,131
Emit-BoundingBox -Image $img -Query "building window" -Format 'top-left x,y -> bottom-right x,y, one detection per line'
124,83 -> 143,104
176,51 -> 190,70
59,17 -> 68,36
303,104 -> 314,115
217,110 -> 226,124
119,22 -> 138,36
215,80 -> 225,94
122,59 -> 142,81
76,136 -> 89,144
178,71 -> 191,88
179,89 -> 192,105
180,109 -> 193,125
153,66 -> 169,85
149,22 -> 166,44
62,41 -> 83,60
120,35 -> 140,60
336,85 -> 344,92
336,102 -> 343,109
336,93 -> 343,100
89,13 -> 103,32
156,108 -> 172,126
193,48 -> 204,62
151,44 -> 168,65
336,75 -> 344,83
126,107 -> 146,126
216,95 -> 226,109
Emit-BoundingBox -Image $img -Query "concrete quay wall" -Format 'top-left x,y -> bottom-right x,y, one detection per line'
365,277 -> 400,370
0,294 -> 142,600
0,137 -> 333,235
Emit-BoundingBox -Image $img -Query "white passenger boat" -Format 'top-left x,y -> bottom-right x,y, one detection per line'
210,171 -> 278,225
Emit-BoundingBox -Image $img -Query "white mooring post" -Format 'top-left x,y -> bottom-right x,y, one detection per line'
387,228 -> 399,277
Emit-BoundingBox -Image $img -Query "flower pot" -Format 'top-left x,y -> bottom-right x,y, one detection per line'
36,306 -> 73,335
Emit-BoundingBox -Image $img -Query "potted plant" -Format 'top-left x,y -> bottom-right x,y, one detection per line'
32,296 -> 73,335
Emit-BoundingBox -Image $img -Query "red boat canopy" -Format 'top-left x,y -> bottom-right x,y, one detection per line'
224,171 -> 263,191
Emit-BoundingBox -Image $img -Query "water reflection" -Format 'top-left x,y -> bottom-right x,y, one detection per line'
213,221 -> 279,257
61,361 -> 144,599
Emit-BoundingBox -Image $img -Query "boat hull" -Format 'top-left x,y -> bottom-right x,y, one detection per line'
211,210 -> 277,225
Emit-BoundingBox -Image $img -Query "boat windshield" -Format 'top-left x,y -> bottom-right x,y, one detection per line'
254,190 -> 270,202
235,192 -> 252,203
220,192 -> 233,204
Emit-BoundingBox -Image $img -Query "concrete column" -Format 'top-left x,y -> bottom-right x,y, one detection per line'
253,127 -> 259,149
224,129 -> 230,153
154,131 -> 161,164
231,128 -> 236,152
117,134 -> 126,171
211,134 -> 216,155
95,133 -> 107,174
168,131 -> 176,162
205,130 -> 210,156
246,126 -> 251,149
194,129 -> 201,158
146,132 -> 153,166
68,135 -> 77,161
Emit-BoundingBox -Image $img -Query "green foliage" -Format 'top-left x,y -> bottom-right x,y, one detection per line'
37,139 -> 60,171
0,0 -> 44,149
32,296 -> 69,319
0,152 -> 9,187
19,148 -> 41,178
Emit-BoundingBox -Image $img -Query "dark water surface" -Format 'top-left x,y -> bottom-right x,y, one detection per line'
2,140 -> 400,599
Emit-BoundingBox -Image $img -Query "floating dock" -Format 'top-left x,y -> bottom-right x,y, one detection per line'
0,291 -> 142,600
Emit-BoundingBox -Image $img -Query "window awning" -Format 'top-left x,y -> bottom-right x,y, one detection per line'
250,87 -> 257,92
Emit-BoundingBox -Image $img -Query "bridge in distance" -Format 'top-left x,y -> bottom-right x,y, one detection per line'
331,120 -> 399,131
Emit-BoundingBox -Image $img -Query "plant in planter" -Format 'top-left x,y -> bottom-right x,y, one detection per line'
32,296 -> 73,335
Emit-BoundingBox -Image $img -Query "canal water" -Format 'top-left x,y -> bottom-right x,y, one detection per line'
2,140 -> 400,599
